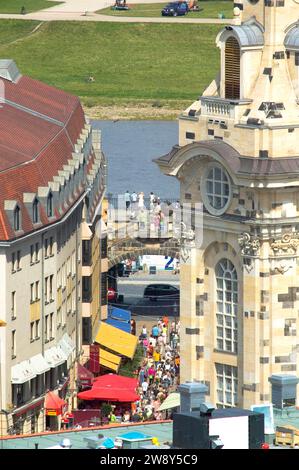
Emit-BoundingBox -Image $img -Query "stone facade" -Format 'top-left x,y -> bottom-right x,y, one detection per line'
156,1 -> 299,408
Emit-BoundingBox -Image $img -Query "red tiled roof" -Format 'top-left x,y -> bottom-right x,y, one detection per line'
0,74 -> 86,241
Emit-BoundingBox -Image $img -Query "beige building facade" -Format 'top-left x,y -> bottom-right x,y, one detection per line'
0,61 -> 106,435
156,1 -> 299,408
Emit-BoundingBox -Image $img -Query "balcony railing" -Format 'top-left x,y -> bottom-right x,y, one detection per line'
200,96 -> 252,120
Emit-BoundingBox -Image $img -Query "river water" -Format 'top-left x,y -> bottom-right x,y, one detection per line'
92,120 -> 179,199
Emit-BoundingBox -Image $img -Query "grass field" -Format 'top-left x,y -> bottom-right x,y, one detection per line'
97,1 -> 233,19
0,1 -> 62,14
0,20 -> 221,117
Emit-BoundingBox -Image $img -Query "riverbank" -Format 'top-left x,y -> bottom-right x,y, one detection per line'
84,99 -> 189,120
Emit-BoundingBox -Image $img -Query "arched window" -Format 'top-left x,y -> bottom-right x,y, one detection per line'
32,198 -> 39,224
215,258 -> 238,353
225,36 -> 240,100
14,205 -> 21,231
47,192 -> 53,218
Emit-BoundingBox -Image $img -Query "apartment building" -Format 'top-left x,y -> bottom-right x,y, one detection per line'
0,60 -> 106,435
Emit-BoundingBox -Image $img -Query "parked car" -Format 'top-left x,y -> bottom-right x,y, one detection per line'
161,1 -> 188,16
108,287 -> 118,302
144,284 -> 180,301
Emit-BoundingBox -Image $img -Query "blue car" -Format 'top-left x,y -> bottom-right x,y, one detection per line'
161,2 -> 188,16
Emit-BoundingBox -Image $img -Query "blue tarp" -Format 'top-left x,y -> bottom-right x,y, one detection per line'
108,306 -> 131,322
105,318 -> 131,333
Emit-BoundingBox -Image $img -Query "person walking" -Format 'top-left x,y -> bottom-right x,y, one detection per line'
138,192 -> 145,209
131,191 -> 138,211
125,190 -> 131,209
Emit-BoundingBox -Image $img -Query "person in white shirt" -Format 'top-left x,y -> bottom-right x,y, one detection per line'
142,380 -> 149,395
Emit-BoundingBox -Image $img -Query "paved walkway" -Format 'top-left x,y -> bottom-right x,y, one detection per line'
0,0 -> 233,23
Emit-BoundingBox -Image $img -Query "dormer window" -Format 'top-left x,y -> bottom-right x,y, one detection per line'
225,37 -> 240,100
32,198 -> 39,224
14,205 -> 21,231
47,192 -> 53,218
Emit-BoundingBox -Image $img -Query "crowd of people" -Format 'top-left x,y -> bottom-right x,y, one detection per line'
106,317 -> 180,424
123,190 -> 181,235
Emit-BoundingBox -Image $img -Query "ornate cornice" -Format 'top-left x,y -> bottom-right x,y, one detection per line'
238,232 -> 260,256
270,233 -> 299,255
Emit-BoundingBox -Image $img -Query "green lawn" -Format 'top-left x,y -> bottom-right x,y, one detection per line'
97,1 -> 233,19
0,0 -> 63,14
0,20 -> 220,109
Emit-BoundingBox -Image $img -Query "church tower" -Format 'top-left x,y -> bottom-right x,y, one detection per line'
156,1 -> 299,408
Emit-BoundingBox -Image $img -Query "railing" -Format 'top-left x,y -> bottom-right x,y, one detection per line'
200,96 -> 252,120
106,195 -> 178,210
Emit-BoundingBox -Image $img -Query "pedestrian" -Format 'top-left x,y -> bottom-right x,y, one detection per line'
138,192 -> 145,209
148,366 -> 156,385
131,190 -> 138,211
141,324 -> 147,338
108,410 -> 117,424
142,337 -> 149,356
149,192 -> 155,204
152,324 -> 159,339
125,190 -> 131,209
153,349 -> 160,368
138,208 -> 147,230
142,379 -> 149,397
122,410 -> 131,423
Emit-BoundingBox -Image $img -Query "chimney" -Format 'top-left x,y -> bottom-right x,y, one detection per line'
178,382 -> 208,414
268,374 -> 299,410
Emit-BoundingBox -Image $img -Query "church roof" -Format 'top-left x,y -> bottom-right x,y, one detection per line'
218,22 -> 264,48
154,140 -> 299,178
285,25 -> 299,50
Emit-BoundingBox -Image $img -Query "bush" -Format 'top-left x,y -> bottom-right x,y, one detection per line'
119,344 -> 143,377
101,403 -> 112,417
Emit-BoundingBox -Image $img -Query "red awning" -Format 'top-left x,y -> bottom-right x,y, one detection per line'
92,373 -> 138,389
45,391 -> 67,416
77,373 -> 139,402
78,363 -> 94,387
77,388 -> 139,402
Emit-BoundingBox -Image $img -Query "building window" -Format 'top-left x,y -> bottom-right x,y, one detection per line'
284,318 -> 296,336
14,206 -> 21,231
186,132 -> 195,140
50,313 -> 54,339
30,283 -> 34,303
12,329 -> 16,358
57,307 -> 61,327
101,272 -> 107,306
35,243 -> 39,262
49,275 -> 54,301
45,277 -> 48,303
49,237 -> 54,257
35,281 -> 39,300
45,315 -> 49,341
32,198 -> 39,224
30,244 -> 34,264
47,192 -> 54,218
216,363 -> 238,408
30,322 -> 35,342
17,250 -> 21,270
225,36 -> 240,100
82,240 -> 92,266
215,258 -> 238,353
101,237 -> 107,259
82,276 -> 92,303
12,251 -> 21,271
82,317 -> 92,345
11,291 -> 16,319
35,320 -> 40,339
203,164 -> 231,215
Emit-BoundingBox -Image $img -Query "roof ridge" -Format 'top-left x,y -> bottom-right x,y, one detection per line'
3,98 -> 64,127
